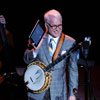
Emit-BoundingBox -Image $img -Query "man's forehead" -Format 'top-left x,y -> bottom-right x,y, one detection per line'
48,15 -> 62,22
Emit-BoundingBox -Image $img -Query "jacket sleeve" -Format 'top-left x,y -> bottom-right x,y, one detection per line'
68,42 -> 79,96
23,49 -> 37,64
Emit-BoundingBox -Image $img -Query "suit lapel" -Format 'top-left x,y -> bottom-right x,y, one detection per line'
42,34 -> 65,64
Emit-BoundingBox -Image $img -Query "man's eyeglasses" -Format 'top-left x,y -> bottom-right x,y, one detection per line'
46,22 -> 62,30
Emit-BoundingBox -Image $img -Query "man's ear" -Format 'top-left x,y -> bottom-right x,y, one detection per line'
45,23 -> 48,33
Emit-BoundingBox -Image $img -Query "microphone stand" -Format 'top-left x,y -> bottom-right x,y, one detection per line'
78,37 -> 96,100
83,59 -> 96,100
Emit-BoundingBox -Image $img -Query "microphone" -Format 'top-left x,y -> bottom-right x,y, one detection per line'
82,36 -> 91,59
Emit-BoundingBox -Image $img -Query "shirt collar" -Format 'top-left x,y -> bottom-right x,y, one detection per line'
48,34 -> 60,44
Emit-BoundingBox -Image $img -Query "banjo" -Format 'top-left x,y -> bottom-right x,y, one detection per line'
24,50 -> 69,93
24,61 -> 52,93
24,41 -> 82,93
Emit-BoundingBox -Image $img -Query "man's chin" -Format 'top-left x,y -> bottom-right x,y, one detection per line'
50,32 -> 60,38
53,35 -> 59,38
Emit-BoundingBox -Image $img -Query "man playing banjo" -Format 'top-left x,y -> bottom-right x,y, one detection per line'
24,9 -> 78,100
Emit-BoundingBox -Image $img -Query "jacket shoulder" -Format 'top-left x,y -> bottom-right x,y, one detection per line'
64,34 -> 76,43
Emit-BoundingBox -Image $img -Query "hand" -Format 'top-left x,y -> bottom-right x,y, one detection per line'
68,96 -> 76,100
34,69 -> 43,82
27,33 -> 46,52
0,15 -> 6,25
29,69 -> 43,84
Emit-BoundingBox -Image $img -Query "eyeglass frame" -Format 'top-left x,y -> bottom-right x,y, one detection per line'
46,22 -> 62,30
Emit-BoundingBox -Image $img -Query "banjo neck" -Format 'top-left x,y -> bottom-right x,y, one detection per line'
24,42 -> 83,93
44,51 -> 68,72
44,42 -> 82,72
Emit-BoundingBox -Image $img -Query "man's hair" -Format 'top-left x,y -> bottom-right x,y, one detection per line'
44,9 -> 62,23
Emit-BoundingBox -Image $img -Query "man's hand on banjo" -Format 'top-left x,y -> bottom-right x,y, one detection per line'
31,69 -> 43,84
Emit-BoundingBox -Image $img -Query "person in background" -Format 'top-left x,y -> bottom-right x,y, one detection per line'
24,9 -> 78,100
0,14 -> 15,74
0,14 -> 16,100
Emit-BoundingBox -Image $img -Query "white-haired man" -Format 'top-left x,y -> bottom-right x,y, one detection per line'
24,9 -> 78,100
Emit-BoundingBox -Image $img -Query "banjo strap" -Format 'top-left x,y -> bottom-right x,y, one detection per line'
53,33 -> 65,61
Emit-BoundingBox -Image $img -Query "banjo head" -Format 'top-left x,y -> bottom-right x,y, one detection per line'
24,61 -> 52,93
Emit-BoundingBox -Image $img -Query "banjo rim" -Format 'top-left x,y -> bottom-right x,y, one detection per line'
24,61 -> 52,93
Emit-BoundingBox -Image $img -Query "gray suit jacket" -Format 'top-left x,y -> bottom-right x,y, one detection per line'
24,33 -> 78,100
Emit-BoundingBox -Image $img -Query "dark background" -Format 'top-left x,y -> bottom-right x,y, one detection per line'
0,1 -> 100,100
0,2 -> 99,66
